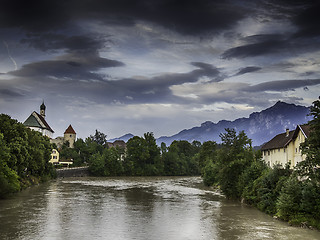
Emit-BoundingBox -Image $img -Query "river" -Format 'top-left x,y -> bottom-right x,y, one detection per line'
1,176 -> 320,240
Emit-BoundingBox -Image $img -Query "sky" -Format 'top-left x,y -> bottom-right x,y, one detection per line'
1,0 -> 320,140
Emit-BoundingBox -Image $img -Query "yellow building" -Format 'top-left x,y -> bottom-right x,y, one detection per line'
261,125 -> 310,168
49,149 -> 60,165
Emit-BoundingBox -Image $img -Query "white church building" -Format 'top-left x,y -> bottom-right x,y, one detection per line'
23,102 -> 54,138
23,102 -> 76,166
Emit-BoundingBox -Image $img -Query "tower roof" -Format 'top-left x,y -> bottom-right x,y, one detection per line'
40,101 -> 46,110
64,124 -> 76,134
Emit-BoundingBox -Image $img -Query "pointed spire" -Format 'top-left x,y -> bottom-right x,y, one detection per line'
40,101 -> 46,118
64,124 -> 76,134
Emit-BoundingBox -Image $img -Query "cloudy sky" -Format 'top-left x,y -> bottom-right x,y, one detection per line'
1,0 -> 320,140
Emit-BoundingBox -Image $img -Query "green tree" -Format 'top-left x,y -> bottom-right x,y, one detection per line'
160,142 -> 167,155
144,132 -> 160,165
299,96 -> 320,181
199,141 -> 217,173
104,147 -> 124,176
276,175 -> 302,221
59,142 -> 78,165
123,133 -> 161,176
162,149 -> 181,175
0,114 -> 29,175
125,136 -> 149,175
216,129 -> 253,199
238,156 -> 267,204
0,114 -> 55,197
89,129 -> 108,147
202,158 -> 219,186
26,128 -> 52,176
165,140 -> 200,176
300,181 -> 320,220
0,133 -> 20,197
253,165 -> 291,214
88,152 -> 105,176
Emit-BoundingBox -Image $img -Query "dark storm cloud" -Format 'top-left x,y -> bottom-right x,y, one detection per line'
21,34 -> 108,52
0,0 -> 69,32
0,88 -> 24,98
221,39 -> 286,59
221,1 -> 320,60
102,62 -> 222,103
10,61 -> 221,105
134,0 -> 246,35
293,2 -> 320,37
0,0 -> 247,36
246,79 -> 320,92
235,66 -> 262,76
9,53 -> 124,80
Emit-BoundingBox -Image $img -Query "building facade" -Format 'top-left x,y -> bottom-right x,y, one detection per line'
261,125 -> 310,168
49,149 -> 60,165
64,125 -> 77,148
23,102 -> 54,138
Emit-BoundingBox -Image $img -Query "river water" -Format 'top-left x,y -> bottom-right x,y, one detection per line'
1,176 -> 320,240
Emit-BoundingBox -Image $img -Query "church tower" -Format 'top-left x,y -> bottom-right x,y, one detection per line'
64,125 -> 76,148
40,101 -> 46,118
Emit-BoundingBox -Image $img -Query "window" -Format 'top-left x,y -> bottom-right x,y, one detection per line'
53,156 -> 57,159
284,148 -> 286,153
52,150 -> 56,154
70,134 -> 72,137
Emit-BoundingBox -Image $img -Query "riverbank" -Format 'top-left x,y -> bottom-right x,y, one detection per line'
1,173 -> 56,199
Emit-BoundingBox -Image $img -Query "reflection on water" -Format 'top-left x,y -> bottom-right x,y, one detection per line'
1,177 -> 320,240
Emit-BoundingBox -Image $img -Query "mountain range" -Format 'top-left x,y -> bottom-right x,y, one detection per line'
110,101 -> 311,147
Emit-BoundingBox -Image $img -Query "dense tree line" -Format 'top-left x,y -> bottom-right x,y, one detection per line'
58,131 -> 201,176
202,97 -> 320,229
87,132 -> 201,176
0,114 -> 55,198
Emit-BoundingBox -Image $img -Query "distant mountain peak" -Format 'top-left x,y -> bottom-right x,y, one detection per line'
109,133 -> 134,143
156,101 -> 311,146
201,121 -> 213,128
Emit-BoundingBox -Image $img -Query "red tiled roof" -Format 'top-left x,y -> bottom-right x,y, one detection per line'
64,124 -> 76,134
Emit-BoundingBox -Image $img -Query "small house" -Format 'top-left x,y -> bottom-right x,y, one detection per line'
261,125 -> 310,168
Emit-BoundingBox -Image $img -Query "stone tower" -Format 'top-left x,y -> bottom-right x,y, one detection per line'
40,101 -> 46,118
64,124 -> 76,148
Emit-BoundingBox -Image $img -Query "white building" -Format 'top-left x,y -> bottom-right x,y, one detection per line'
261,125 -> 310,168
23,102 -> 54,138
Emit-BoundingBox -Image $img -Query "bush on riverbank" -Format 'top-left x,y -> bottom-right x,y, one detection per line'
0,114 -> 56,199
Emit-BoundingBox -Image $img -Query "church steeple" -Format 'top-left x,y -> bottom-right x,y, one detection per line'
40,101 -> 46,118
